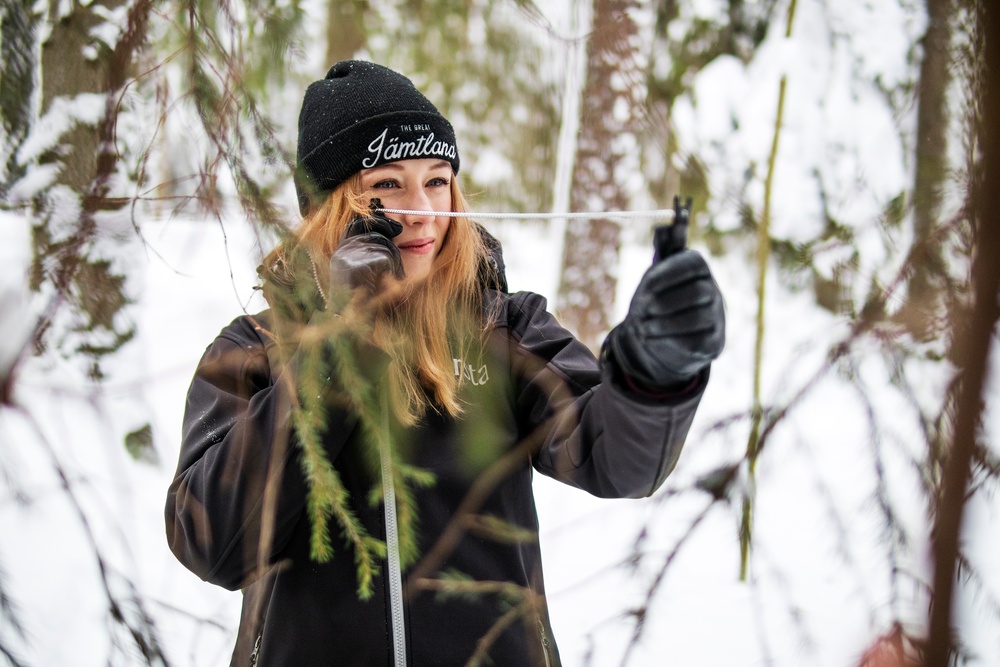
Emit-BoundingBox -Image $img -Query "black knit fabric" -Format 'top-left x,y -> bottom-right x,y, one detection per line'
295,60 -> 460,214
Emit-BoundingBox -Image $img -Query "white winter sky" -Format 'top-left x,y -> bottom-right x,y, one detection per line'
2,1 -> 999,666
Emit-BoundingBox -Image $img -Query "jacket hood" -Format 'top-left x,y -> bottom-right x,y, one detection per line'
257,241 -> 327,327
474,222 -> 508,294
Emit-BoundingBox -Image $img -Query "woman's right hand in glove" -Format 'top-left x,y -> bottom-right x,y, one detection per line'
328,208 -> 405,299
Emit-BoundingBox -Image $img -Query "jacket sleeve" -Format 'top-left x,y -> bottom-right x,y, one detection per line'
508,292 -> 708,499
164,316 -> 357,590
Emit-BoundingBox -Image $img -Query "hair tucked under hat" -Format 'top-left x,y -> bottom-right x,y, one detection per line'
295,60 -> 461,215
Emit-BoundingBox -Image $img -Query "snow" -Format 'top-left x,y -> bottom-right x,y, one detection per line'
469,147 -> 514,185
88,2 -> 130,54
6,162 -> 59,206
16,93 -> 107,165
2,1 -> 998,666
0,211 -> 253,667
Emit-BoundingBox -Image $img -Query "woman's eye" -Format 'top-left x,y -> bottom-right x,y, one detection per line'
427,177 -> 450,187
372,180 -> 398,189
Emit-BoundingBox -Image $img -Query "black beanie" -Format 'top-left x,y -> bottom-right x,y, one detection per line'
295,60 -> 460,215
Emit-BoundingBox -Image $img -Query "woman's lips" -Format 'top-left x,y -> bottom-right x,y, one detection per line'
397,238 -> 435,255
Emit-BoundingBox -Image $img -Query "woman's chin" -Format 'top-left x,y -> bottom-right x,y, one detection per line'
400,263 -> 433,284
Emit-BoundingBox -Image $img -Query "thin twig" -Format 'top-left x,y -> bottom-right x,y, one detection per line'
619,499 -> 714,667
13,405 -> 168,665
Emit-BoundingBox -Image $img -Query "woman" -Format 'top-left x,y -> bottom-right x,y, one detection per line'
166,60 -> 725,667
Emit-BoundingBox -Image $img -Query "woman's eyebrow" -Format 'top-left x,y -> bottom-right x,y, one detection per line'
364,160 -> 452,176
369,163 -> 405,173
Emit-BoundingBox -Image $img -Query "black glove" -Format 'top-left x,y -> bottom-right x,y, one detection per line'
328,200 -> 404,302
604,197 -> 725,390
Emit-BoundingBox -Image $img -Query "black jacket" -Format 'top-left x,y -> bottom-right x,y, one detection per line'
165,289 -> 707,666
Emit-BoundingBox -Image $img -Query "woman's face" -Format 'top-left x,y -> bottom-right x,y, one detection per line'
360,158 -> 453,283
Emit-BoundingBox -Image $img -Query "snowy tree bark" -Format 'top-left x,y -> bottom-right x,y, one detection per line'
38,0 -> 130,195
557,0 -> 644,351
0,1 -> 37,198
27,0 -> 153,377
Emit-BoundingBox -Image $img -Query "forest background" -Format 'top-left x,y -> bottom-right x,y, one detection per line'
0,0 -> 998,666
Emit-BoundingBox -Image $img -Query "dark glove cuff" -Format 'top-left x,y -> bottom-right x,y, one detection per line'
621,370 -> 700,398
602,327 -> 702,397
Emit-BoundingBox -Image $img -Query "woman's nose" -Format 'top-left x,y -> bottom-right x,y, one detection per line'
400,188 -> 435,225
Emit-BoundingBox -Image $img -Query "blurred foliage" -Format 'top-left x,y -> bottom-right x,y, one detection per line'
2,0 -> 303,380
642,0 -> 988,662
362,0 -> 561,214
4,0 -> 556,378
124,423 -> 158,464
651,0 -> 778,105
643,0 -> 779,215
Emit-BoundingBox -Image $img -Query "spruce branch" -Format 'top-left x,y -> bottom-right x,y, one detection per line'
327,316 -> 429,574
404,421 -> 551,597
410,573 -> 547,667
463,601 -> 534,667
465,515 -> 539,545
288,326 -> 383,599
280,304 -> 437,599
158,0 -> 298,238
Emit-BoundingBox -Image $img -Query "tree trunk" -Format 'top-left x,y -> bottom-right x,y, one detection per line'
324,0 -> 369,66
0,1 -> 38,196
556,0 -> 642,351
900,0 -> 952,339
38,1 -> 129,194
924,1 -> 998,665
29,0 -> 153,378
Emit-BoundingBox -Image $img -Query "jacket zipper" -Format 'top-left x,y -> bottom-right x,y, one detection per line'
538,620 -> 552,667
379,398 -> 408,667
249,633 -> 261,667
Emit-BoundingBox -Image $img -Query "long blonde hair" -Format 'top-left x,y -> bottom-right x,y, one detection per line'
284,173 -> 492,424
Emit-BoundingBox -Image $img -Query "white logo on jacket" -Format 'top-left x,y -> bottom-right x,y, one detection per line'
362,127 -> 457,168
453,358 -> 489,386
